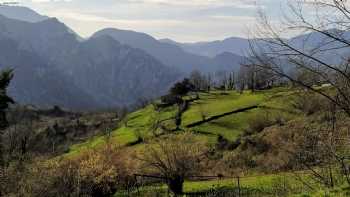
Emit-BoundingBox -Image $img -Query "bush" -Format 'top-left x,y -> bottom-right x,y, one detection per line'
3,146 -> 138,197
160,94 -> 183,105
293,91 -> 328,115
244,114 -> 275,136
77,151 -> 119,195
215,135 -> 241,150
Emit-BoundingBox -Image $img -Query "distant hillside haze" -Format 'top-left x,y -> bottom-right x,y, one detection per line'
161,30 -> 350,66
159,37 -> 251,57
93,28 -> 246,73
0,5 -> 48,22
0,37 -> 99,110
213,52 -> 248,71
93,28 -> 211,73
0,10 -> 180,110
58,35 -> 180,108
287,29 -> 350,65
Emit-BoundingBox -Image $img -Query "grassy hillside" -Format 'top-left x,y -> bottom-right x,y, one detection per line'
61,87 -> 311,196
11,87 -> 349,197
69,88 -> 298,154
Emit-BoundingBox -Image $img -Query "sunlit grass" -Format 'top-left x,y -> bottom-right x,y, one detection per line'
68,88 -> 298,155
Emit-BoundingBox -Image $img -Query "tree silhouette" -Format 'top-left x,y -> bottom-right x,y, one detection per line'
0,69 -> 14,167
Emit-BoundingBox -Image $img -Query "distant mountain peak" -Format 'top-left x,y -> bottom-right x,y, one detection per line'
93,28 -> 157,43
164,36 -> 251,57
216,51 -> 238,57
0,6 -> 48,23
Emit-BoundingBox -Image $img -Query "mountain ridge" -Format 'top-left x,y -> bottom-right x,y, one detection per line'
0,12 -> 181,110
159,37 -> 251,57
0,5 -> 48,22
93,28 -> 246,73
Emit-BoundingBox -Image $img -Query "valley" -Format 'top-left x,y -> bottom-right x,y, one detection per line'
1,2 -> 350,197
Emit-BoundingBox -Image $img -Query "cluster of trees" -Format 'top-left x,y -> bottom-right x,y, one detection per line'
237,65 -> 279,92
187,68 -> 279,94
188,70 -> 238,92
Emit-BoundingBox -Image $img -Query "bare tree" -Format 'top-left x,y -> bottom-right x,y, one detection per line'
227,71 -> 236,90
249,2 -> 350,190
215,70 -> 229,90
189,70 -> 204,92
140,133 -> 207,195
249,0 -> 350,116
206,72 -> 213,92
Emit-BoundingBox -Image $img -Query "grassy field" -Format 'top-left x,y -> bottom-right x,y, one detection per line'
68,88 -> 298,154
183,88 -> 298,142
68,104 -> 178,154
115,172 -> 345,197
115,172 -> 350,197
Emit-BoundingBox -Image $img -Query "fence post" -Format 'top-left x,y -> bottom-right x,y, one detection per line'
237,176 -> 241,197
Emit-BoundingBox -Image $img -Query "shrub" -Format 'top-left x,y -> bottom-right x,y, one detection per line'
160,94 -> 183,105
244,113 -> 275,136
77,151 -> 119,196
215,135 -> 241,151
4,146 -> 139,197
292,91 -> 328,115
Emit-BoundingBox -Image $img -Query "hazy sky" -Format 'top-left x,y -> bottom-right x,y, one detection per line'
4,0 -> 286,42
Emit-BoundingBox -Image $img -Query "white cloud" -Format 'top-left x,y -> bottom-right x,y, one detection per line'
20,0 -> 265,41
30,0 -> 72,2
123,0 -> 257,8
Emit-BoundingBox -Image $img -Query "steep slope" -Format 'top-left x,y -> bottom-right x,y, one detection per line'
93,28 -> 246,73
0,38 -> 99,110
0,15 -> 80,63
0,14 -> 181,109
69,88 -> 297,153
213,52 -> 248,71
92,28 -> 212,73
60,35 -> 180,107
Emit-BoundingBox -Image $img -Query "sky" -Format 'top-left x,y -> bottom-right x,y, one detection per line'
1,0 -> 287,42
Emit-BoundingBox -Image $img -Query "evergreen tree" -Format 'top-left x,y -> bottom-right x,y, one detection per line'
170,78 -> 195,96
0,69 -> 14,168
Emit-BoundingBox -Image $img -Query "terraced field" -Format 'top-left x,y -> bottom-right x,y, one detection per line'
70,88 -> 298,154
69,88 -> 298,154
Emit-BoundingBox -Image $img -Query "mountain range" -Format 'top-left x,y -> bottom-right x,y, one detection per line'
0,7 -> 179,110
0,5 -> 48,22
0,6 -> 347,110
159,37 -> 251,57
0,6 -> 250,110
93,28 -> 247,73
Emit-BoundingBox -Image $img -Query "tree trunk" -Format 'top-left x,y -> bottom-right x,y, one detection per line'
168,176 -> 184,195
